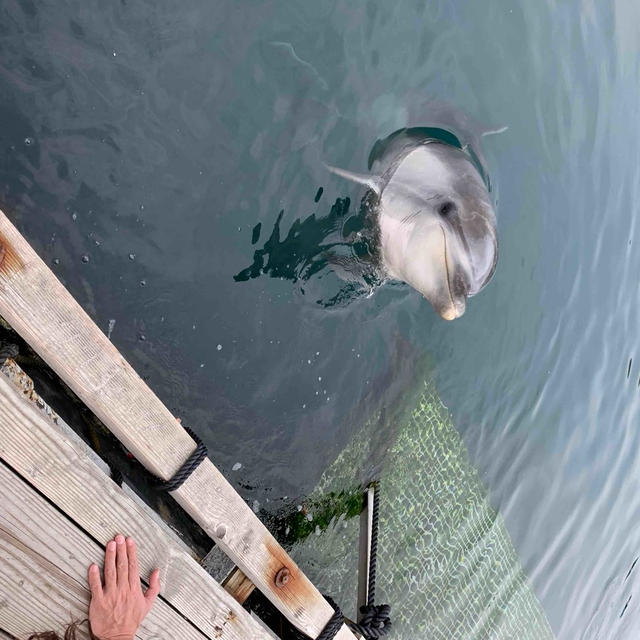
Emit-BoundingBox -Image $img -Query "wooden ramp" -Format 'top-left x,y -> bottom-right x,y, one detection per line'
0,209 -> 358,640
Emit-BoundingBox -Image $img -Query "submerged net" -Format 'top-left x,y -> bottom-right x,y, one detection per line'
290,383 -> 554,639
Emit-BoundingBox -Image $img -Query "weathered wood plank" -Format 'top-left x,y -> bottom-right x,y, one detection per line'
0,516 -> 207,640
0,209 -> 354,639
0,528 -> 91,640
250,613 -> 281,640
0,629 -> 17,640
223,568 -> 256,605
0,357 -> 201,564
0,373 -> 272,640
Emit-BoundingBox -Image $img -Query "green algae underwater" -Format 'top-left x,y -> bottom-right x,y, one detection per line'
290,380 -> 554,640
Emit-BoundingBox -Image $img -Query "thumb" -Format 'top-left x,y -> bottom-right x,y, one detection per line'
144,569 -> 161,610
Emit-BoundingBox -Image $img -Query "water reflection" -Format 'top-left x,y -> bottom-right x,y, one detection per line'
234,192 -> 383,307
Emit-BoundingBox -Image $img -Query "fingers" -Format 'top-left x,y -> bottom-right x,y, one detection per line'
126,537 -> 141,591
102,534 -> 158,611
104,539 -> 117,591
115,534 -> 128,587
144,568 -> 161,609
88,563 -> 103,600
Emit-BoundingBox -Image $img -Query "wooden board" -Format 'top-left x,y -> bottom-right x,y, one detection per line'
223,568 -> 256,605
0,208 -> 355,639
0,356 -> 202,564
0,630 -> 17,640
0,467 -> 207,640
0,373 -> 272,640
0,528 -> 92,640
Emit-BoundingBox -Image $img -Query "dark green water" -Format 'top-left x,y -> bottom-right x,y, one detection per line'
2,1 -> 640,637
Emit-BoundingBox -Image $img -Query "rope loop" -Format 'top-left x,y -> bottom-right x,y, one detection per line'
155,426 -> 208,492
316,480 -> 392,640
350,604 -> 392,639
316,596 -> 344,640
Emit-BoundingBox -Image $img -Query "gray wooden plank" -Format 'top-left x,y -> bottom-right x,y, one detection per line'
0,463 -> 208,640
0,372 -> 272,640
0,208 -> 354,639
0,356 -> 195,559
0,528 -> 92,640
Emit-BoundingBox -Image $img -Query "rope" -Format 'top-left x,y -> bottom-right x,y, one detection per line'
312,481 -> 391,640
316,597 -> 344,640
347,481 -> 391,638
154,426 -> 208,492
315,596 -> 391,640
349,604 -> 392,639
368,481 -> 380,606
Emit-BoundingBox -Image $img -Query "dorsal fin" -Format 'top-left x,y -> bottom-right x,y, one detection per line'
325,164 -> 381,196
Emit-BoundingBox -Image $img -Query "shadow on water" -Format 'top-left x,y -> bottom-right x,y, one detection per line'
233,192 -> 384,307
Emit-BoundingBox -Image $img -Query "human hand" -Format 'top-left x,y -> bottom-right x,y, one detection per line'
88,534 -> 160,640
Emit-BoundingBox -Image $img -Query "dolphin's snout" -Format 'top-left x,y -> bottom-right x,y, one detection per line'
440,296 -> 466,321
442,255 -> 470,320
372,133 -> 498,320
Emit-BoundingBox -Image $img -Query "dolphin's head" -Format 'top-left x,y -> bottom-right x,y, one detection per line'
376,141 -> 497,320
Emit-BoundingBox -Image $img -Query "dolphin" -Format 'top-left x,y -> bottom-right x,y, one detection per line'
327,127 -> 498,320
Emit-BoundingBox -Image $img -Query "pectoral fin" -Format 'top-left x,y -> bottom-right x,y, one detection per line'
324,164 -> 381,196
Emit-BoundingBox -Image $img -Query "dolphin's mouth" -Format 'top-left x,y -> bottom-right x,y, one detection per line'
440,225 -> 467,320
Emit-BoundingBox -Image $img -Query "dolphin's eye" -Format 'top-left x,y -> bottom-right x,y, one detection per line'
438,201 -> 456,217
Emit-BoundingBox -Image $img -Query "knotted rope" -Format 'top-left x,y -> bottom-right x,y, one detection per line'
314,481 -> 392,640
153,425 -> 208,492
316,597 -> 344,640
349,604 -> 392,639
316,597 -> 392,640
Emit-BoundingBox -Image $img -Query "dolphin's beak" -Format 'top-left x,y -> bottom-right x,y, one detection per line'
439,296 -> 466,321
440,226 -> 468,320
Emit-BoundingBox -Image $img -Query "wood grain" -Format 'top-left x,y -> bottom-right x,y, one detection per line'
222,568 -> 256,605
0,373 -> 272,640
0,487 -> 205,640
0,529 -> 92,640
0,209 -> 355,639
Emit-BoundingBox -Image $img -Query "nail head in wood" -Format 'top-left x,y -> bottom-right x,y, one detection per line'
274,567 -> 290,588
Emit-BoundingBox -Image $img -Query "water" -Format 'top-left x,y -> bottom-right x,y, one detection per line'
1,0 -> 640,637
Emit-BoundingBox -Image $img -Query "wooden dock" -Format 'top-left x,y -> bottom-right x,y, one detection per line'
0,209 -> 359,640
